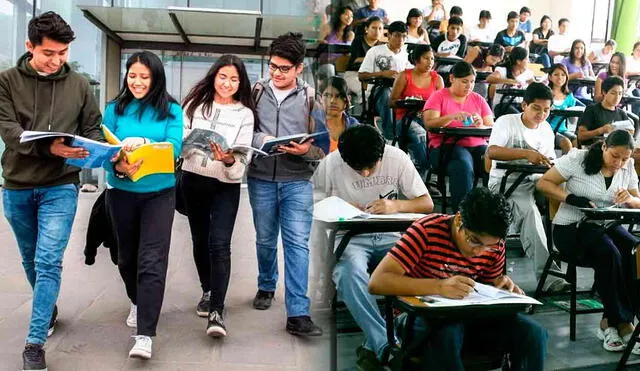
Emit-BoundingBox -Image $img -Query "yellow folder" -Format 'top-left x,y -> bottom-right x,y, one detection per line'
124,142 -> 175,182
102,125 -> 175,182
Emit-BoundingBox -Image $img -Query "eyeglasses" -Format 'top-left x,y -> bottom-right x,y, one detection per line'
268,62 -> 296,74
461,227 -> 503,251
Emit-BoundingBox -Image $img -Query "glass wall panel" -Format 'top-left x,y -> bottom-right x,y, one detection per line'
188,0 -> 259,11
113,0 -> 186,8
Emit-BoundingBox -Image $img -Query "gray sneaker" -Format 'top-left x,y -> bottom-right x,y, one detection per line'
196,291 -> 211,317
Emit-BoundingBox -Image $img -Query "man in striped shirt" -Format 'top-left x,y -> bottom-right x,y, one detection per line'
369,187 -> 548,370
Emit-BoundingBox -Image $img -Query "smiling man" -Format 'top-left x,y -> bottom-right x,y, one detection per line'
0,11 -> 103,371
369,187 -> 548,370
248,32 -> 328,337
312,124 -> 433,370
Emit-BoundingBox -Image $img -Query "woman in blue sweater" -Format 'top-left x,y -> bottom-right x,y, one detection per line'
103,51 -> 183,360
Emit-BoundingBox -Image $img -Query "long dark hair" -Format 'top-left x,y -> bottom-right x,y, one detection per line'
408,44 -> 433,65
607,52 -> 626,78
583,130 -> 635,175
331,6 -> 353,42
406,8 -> 425,36
182,54 -> 257,125
569,39 -> 587,66
113,51 -> 177,121
504,46 -> 528,79
547,63 -> 570,95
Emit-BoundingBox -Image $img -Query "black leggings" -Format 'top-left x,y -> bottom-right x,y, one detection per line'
107,187 -> 175,336
182,171 -> 240,313
553,223 -> 638,327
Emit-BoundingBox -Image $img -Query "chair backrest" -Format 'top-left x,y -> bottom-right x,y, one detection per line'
334,54 -> 350,74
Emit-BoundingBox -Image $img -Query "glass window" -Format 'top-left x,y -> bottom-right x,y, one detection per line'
112,0 -> 186,8
188,0 -> 259,11
0,0 -> 30,72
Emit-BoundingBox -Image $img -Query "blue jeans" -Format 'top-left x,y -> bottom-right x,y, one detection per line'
429,145 -> 487,212
374,87 -> 393,140
248,177 -> 313,317
332,233 -> 400,359
396,118 -> 428,177
3,183 -> 78,345
397,313 -> 548,370
537,53 -> 551,68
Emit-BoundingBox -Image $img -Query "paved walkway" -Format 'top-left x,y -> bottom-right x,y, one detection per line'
0,190 -> 330,370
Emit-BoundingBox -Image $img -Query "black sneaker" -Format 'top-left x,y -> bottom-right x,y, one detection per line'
252,290 -> 274,310
356,345 -> 385,371
22,343 -> 46,371
286,316 -> 323,336
196,291 -> 211,318
47,305 -> 57,337
206,310 -> 227,337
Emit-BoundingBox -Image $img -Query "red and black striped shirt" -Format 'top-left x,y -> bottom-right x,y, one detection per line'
389,214 -> 505,283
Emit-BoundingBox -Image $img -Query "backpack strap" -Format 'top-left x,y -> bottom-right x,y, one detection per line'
252,82 -> 265,106
304,86 -> 318,133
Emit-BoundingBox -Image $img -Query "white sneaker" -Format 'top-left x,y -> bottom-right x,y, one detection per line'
126,304 -> 137,328
128,335 -> 152,359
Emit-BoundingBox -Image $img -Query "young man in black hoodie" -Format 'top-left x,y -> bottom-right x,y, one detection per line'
0,11 -> 103,371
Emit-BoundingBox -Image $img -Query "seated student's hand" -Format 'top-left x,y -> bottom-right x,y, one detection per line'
50,137 -> 90,159
381,70 -> 398,79
278,139 -> 313,156
599,124 -> 614,135
438,276 -> 476,299
565,194 -> 596,208
115,158 -> 143,178
525,149 -> 553,167
448,112 -> 470,124
471,113 -> 484,127
493,275 -> 525,295
121,137 -> 147,151
364,199 -> 399,214
614,189 -> 637,207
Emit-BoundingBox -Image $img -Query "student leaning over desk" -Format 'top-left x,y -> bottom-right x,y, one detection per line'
180,54 -> 256,338
369,187 -> 548,370
312,124 -> 433,370
103,50 -> 183,361
537,130 -> 640,354
486,83 -> 570,294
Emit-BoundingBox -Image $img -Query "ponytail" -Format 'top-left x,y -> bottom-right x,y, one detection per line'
582,130 -> 635,175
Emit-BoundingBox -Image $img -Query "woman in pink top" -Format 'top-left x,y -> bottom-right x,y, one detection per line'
423,61 -> 494,211
390,44 -> 444,176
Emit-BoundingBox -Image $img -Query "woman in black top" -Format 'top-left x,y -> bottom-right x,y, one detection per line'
344,16 -> 383,106
530,15 -> 554,67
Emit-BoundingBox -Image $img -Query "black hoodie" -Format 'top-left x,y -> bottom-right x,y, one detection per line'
0,52 -> 103,189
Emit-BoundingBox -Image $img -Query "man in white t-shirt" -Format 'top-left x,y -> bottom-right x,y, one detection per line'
487,83 -> 569,293
548,18 -> 572,62
469,10 -> 495,42
359,21 -> 412,140
312,125 -> 433,369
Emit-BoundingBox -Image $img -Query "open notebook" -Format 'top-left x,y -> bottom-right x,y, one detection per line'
419,282 -> 542,307
313,196 -> 426,223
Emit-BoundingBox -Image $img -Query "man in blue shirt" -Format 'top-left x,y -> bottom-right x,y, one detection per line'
495,11 -> 526,53
354,0 -> 389,26
518,6 -> 533,33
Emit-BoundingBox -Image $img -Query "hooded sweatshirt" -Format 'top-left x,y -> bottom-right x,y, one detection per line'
248,78 -> 328,182
0,52 -> 103,189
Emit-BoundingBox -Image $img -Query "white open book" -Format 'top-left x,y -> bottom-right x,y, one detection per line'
313,196 -> 426,223
419,282 -> 542,307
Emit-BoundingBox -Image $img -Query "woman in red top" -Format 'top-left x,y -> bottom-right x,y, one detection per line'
390,44 -> 444,177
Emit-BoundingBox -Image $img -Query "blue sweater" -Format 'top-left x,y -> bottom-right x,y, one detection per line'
103,100 -> 183,193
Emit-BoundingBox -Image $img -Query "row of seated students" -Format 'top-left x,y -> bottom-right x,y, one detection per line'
313,57 -> 640,369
